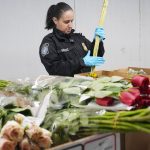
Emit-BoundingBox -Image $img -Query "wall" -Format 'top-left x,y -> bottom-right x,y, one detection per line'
0,0 -> 149,80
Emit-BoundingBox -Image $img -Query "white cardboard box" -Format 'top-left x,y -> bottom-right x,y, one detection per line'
51,133 -> 121,150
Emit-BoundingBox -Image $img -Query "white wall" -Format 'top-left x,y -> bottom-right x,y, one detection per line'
0,0 -> 150,80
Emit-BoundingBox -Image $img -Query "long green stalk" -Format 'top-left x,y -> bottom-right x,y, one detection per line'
42,107 -> 150,146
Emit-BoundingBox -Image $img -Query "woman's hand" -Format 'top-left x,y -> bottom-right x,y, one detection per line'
95,27 -> 105,40
83,51 -> 105,66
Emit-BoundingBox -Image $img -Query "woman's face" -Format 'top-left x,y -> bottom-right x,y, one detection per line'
53,10 -> 74,34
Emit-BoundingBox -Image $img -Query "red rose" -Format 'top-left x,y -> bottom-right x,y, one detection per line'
96,97 -> 114,106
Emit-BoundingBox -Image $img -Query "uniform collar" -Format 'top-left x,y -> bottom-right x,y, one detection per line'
53,28 -> 75,42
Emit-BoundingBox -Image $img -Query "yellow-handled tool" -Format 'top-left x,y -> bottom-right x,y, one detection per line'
91,0 -> 108,74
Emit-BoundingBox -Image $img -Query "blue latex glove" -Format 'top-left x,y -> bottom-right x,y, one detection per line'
83,51 -> 105,66
95,27 -> 105,40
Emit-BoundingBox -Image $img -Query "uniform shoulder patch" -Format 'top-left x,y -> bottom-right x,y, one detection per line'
41,43 -> 49,57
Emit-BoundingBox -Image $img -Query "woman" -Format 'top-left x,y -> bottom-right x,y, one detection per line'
39,2 -> 105,77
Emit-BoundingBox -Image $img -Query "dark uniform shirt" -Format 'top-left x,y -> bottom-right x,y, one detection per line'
39,28 -> 105,77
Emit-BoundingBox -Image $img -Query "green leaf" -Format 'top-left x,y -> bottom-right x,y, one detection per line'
80,115 -> 89,126
63,87 -> 81,95
79,81 -> 92,86
90,82 -> 105,91
62,111 -> 70,120
79,94 -> 93,105
9,107 -> 31,113
104,86 -> 122,93
84,91 -> 95,97
68,112 -> 78,122
94,90 -> 113,98
96,76 -> 111,82
111,76 -> 124,82
105,82 -> 124,87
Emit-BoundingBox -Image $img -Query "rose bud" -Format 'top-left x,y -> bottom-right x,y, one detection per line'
30,142 -> 40,150
148,85 -> 150,94
19,137 -> 31,150
25,124 -> 43,143
96,97 -> 114,106
1,120 -> 24,142
140,86 -> 149,95
131,75 -> 149,88
141,85 -> 150,96
37,135 -> 52,148
0,138 -> 16,150
141,98 -> 150,106
136,98 -> 150,109
128,87 -> 140,97
36,128 -> 53,148
119,91 -> 141,106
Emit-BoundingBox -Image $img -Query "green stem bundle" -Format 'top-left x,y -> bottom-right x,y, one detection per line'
78,108 -> 150,135
42,107 -> 150,146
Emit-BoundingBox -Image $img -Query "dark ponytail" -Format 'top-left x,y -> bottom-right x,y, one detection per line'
45,2 -> 73,30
